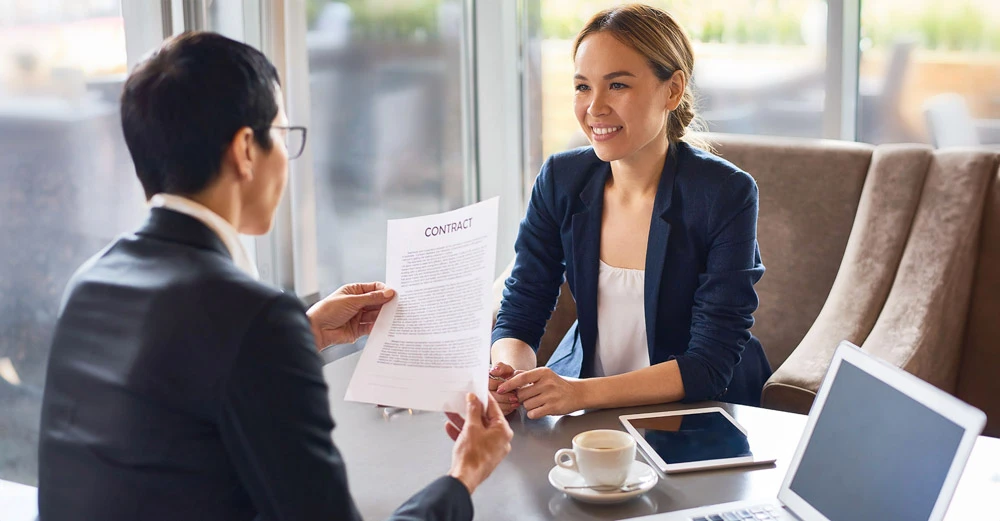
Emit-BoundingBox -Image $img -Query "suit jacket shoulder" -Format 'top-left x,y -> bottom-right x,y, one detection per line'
675,142 -> 757,194
51,218 -> 292,425
539,146 -> 605,203
41,209 -> 473,521
672,142 -> 759,240
540,143 -> 757,204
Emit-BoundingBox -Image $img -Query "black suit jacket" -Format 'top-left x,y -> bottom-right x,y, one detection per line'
38,208 -> 472,521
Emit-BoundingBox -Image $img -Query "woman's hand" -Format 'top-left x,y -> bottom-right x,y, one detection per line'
489,362 -> 523,416
306,282 -> 395,350
497,367 -> 587,419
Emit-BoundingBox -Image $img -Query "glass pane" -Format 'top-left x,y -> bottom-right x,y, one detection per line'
534,0 -> 830,159
206,0 -> 244,40
0,1 -> 144,484
858,0 -> 1000,146
303,1 -> 468,294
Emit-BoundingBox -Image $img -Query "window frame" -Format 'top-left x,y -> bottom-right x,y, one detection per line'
826,0 -> 862,141
262,0 -> 525,291
472,0 -> 528,274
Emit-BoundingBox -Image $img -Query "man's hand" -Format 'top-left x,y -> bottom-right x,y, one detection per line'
445,393 -> 513,495
497,367 -> 586,419
305,282 -> 395,350
489,362 -> 523,416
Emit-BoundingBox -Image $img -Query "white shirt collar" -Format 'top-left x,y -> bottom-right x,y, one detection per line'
149,193 -> 260,280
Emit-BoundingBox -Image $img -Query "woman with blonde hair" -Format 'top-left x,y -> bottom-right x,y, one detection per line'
490,4 -> 770,418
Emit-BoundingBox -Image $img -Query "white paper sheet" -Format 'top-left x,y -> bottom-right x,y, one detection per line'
345,197 -> 499,413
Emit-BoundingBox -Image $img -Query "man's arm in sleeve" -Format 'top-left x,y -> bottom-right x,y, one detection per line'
219,292 -> 472,521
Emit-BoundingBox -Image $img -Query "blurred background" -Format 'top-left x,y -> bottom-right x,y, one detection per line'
536,0 -> 1000,155
1,0 -> 998,486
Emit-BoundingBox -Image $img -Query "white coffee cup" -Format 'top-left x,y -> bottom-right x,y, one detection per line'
554,429 -> 636,486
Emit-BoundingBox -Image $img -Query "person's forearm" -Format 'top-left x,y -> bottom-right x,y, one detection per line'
578,360 -> 685,410
490,338 -> 536,371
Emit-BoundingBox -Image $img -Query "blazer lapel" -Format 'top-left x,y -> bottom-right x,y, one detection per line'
571,163 -> 610,377
644,144 -> 679,359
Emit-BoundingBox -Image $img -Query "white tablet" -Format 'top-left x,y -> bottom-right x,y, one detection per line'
619,407 -> 778,474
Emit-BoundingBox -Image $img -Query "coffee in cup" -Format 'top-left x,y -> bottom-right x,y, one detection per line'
554,429 -> 636,486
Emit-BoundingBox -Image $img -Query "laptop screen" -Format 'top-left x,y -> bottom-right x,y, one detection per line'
788,360 -> 966,521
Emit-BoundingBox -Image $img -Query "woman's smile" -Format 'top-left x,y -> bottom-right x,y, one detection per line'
591,125 -> 623,142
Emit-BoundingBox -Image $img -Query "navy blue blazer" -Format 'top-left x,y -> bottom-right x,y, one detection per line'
492,142 -> 771,406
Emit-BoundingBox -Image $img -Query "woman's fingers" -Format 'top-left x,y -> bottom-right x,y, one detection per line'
521,395 -> 544,411
497,368 -> 546,394
526,404 -> 552,420
512,376 -> 545,399
489,362 -> 516,382
490,389 -> 518,405
490,362 -> 520,412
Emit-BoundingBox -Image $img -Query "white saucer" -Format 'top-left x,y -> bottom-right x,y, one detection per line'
548,460 -> 658,504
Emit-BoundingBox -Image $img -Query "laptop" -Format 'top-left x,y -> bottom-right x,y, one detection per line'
623,340 -> 986,521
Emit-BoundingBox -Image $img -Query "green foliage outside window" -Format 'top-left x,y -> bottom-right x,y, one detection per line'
536,0 -> 998,51
306,0 -> 441,41
864,2 -> 998,51
302,0 -> 1000,51
539,1 -> 807,45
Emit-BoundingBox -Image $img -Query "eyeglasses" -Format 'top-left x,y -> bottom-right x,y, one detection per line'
271,126 -> 308,160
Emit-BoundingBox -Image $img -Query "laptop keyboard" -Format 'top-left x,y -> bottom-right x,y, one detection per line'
691,504 -> 783,520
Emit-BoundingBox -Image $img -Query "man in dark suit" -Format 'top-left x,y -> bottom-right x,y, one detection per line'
38,32 -> 512,521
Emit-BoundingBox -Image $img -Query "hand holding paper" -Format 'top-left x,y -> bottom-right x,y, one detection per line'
445,393 -> 514,494
307,282 -> 396,350
345,198 -> 499,413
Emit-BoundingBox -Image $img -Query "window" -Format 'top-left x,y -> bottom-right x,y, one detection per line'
527,0 -> 1000,154
530,0 -> 833,161
301,1 -> 470,295
0,0 -> 142,485
206,0 -> 245,40
858,0 -> 1000,146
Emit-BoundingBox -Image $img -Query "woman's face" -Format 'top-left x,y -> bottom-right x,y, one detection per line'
574,31 -> 680,163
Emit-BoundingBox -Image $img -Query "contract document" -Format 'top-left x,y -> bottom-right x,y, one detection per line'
345,197 -> 499,413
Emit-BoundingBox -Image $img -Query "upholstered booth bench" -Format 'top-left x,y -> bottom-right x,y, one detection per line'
492,133 -> 1000,436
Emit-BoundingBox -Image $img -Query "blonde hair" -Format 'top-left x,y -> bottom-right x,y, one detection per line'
573,4 -> 708,150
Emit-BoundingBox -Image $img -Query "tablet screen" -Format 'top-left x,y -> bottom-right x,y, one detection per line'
628,411 -> 752,465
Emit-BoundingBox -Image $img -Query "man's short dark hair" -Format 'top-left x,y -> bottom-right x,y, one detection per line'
121,32 -> 281,198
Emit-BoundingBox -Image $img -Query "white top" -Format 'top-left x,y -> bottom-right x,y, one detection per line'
149,193 -> 259,280
593,259 -> 650,377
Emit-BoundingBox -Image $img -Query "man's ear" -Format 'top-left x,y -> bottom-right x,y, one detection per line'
664,69 -> 686,111
226,127 -> 256,182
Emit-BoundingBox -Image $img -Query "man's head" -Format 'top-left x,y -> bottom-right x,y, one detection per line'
121,31 -> 291,234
